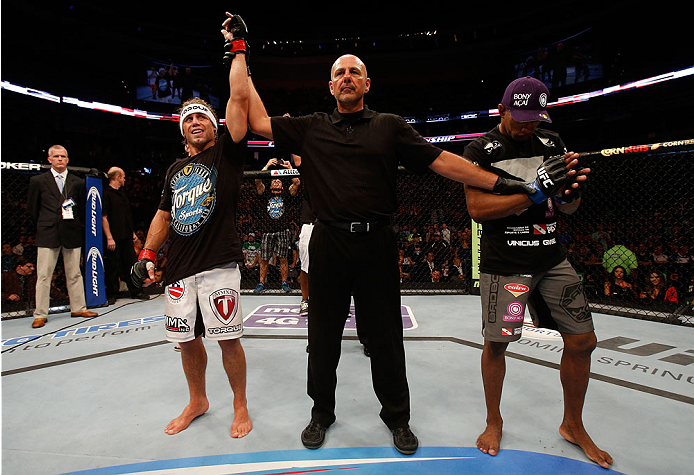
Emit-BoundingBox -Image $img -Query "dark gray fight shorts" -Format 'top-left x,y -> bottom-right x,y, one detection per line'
480,259 -> 594,342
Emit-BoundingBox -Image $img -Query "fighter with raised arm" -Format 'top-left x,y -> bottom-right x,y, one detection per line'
131,13 -> 253,439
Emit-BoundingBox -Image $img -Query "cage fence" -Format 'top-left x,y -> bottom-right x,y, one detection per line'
2,145 -> 692,325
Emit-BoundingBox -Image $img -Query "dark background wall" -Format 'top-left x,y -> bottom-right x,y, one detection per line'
2,1 -> 692,172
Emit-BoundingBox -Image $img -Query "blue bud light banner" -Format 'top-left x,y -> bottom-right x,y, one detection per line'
85,176 -> 106,306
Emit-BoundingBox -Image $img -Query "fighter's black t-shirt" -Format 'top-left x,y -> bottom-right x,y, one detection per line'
464,126 -> 568,275
158,131 -> 246,284
271,108 -> 441,223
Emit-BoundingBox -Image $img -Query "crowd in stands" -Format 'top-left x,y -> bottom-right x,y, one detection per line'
563,216 -> 693,311
2,167 -> 692,316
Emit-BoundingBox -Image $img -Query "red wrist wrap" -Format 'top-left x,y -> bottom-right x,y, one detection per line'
230,39 -> 247,53
139,249 -> 156,262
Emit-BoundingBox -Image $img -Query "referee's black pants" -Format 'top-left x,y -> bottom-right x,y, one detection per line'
307,221 -> 410,430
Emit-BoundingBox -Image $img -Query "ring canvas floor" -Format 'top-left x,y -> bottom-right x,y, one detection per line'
2,294 -> 692,474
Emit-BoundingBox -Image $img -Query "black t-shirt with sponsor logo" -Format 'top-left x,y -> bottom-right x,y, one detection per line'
158,131 -> 246,284
257,183 -> 298,233
464,126 -> 568,275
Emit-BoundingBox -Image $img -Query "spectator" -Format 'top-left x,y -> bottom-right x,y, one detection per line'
635,243 -> 653,267
652,245 -> 669,265
602,242 -> 638,281
604,266 -> 635,301
147,65 -> 158,99
640,270 -> 678,304
406,241 -> 425,267
667,271 -> 688,302
2,243 -> 16,272
398,248 -> 413,282
134,230 -> 145,255
667,243 -> 693,285
448,256 -> 466,284
12,235 -> 26,256
549,42 -> 569,88
453,227 -> 472,264
590,223 -> 609,250
430,268 -> 442,283
294,153 -> 316,318
441,223 -> 451,244
671,243 -> 692,265
253,158 -> 300,294
1,257 -> 36,310
420,251 -> 437,282
22,235 -> 37,260
425,231 -> 450,269
242,233 -> 261,284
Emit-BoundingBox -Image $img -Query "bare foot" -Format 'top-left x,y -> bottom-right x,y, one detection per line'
559,423 -> 613,469
230,403 -> 252,438
164,399 -> 209,435
477,421 -> 503,456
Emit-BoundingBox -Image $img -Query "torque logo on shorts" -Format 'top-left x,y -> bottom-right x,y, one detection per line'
167,280 -> 186,303
210,288 -> 239,325
170,163 -> 217,235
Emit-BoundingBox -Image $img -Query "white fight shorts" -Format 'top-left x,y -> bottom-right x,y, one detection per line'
164,262 -> 243,342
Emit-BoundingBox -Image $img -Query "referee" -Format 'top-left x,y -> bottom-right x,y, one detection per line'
243,51 -> 543,454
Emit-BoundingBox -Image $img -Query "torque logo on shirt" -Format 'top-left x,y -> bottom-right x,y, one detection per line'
504,283 -> 529,298
170,163 -> 217,236
267,195 -> 285,219
210,288 -> 239,325
167,280 -> 186,303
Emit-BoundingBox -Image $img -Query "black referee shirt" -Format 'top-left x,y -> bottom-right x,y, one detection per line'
271,107 -> 441,223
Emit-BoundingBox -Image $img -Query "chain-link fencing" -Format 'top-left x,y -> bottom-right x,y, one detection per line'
2,143 -> 693,325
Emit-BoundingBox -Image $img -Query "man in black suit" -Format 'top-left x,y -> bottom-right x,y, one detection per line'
26,144 -> 98,328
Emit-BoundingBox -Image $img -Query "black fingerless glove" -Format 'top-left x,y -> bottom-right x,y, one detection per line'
130,249 -> 156,288
222,15 -> 251,75
526,155 -> 571,204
